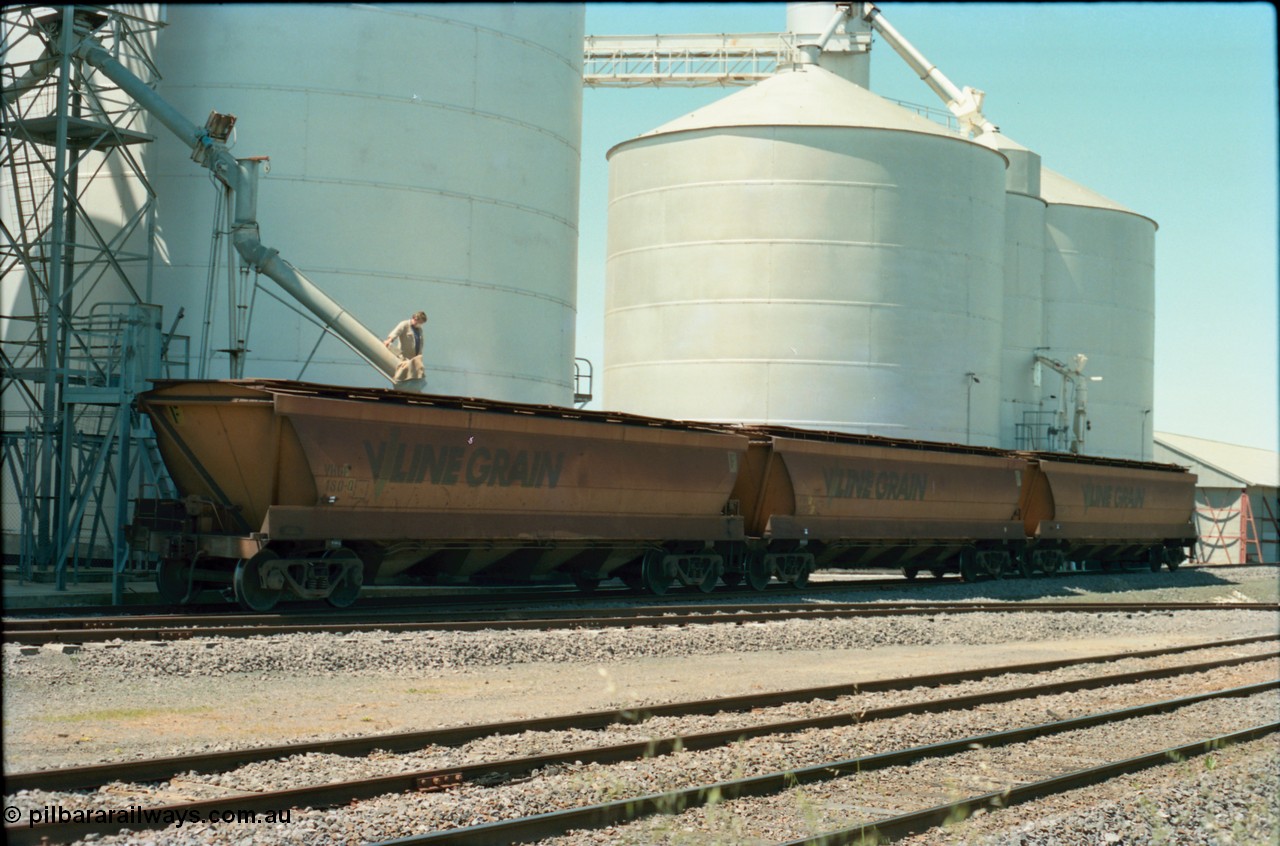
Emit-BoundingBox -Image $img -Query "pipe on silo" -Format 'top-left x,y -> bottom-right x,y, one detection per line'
73,38 -> 408,387
1,45 -> 59,108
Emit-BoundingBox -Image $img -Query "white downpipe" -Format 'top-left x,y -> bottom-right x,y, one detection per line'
795,4 -> 853,64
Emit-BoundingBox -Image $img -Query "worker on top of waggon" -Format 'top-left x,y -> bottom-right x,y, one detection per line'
385,310 -> 427,387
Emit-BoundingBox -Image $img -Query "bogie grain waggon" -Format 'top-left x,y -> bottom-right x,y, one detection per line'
129,380 -> 1198,609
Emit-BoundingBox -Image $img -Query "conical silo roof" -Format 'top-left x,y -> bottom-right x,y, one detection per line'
1040,166 -> 1156,228
613,64 -> 972,151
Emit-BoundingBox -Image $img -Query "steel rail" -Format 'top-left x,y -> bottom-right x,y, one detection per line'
6,602 -> 1275,646
6,599 -> 1274,632
781,721 -> 1280,845
9,562 -> 1269,620
8,638 -> 1274,794
0,576 -> 923,618
368,681 -> 1279,845
4,646 -> 1275,846
4,600 -> 1025,632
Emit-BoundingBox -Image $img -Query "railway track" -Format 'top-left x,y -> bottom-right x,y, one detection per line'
13,561 -> 1261,621
0,573 -> 968,620
5,635 -> 1276,845
0,577 -> 911,622
5,600 -> 1276,646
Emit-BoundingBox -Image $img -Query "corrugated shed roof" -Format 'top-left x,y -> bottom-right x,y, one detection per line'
1154,432 -> 1280,488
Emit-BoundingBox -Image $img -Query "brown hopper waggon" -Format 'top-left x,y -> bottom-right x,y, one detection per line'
130,380 -> 1198,610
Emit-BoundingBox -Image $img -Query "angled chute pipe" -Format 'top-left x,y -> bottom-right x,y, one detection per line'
860,2 -> 998,139
71,38 -> 407,386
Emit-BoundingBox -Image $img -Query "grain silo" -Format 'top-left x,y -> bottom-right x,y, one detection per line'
1038,167 -> 1157,460
603,63 -> 1008,444
142,4 -> 584,403
982,132 -> 1048,451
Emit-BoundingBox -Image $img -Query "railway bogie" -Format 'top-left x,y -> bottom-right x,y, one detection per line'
129,380 -> 1198,606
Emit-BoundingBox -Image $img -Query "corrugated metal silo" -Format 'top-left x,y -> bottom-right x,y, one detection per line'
144,4 -> 584,403
983,133 -> 1047,450
604,64 -> 1008,444
1040,167 -> 1156,460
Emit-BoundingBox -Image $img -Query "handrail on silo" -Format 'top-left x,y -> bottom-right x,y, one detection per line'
70,37 -> 409,388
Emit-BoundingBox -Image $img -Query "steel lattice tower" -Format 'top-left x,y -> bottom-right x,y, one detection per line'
2,5 -> 179,601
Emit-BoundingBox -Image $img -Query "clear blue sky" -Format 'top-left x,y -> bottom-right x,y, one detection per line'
576,2 -> 1279,452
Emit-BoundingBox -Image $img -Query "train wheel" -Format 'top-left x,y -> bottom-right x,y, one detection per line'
1149,545 -> 1165,573
694,564 -> 718,594
234,550 -> 283,612
790,560 -> 811,589
156,557 -> 195,604
959,548 -> 979,583
640,550 -> 671,596
325,548 -> 363,609
746,553 -> 771,591
903,567 -> 918,581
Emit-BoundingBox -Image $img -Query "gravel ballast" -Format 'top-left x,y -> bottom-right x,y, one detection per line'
2,565 -> 1277,845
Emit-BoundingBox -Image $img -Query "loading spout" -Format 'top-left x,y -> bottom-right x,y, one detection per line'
72,38 -> 406,387
860,2 -> 998,139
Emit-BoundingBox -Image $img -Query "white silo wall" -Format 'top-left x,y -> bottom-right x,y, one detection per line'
1041,168 -> 1156,460
986,135 -> 1047,450
605,66 -> 1007,444
141,4 -> 583,402
1000,191 -> 1048,449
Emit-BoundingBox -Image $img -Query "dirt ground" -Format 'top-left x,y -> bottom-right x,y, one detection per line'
2,628 -> 1254,774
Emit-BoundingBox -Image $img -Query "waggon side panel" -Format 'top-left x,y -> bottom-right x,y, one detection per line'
1026,458 -> 1198,542
760,437 -> 1025,541
262,507 -> 742,544
272,392 -> 749,537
